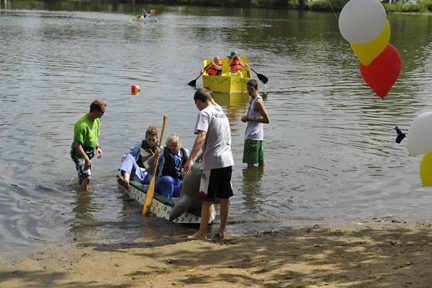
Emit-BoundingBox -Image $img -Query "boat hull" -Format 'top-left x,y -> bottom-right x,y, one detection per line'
133,17 -> 158,22
123,179 -> 216,224
202,57 -> 251,93
203,75 -> 251,94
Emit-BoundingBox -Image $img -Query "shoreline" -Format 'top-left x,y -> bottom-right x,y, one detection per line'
1,221 -> 432,287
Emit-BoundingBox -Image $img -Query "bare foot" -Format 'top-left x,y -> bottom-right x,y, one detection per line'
117,177 -> 130,189
215,229 -> 225,238
187,232 -> 207,240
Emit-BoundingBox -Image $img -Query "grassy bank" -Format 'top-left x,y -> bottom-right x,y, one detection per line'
135,0 -> 432,13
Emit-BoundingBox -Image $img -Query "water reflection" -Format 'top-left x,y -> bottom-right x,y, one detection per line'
213,92 -> 249,136
239,167 -> 265,213
71,190 -> 99,221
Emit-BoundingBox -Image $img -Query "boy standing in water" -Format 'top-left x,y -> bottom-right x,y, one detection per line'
241,79 -> 270,169
184,88 -> 234,240
70,100 -> 106,191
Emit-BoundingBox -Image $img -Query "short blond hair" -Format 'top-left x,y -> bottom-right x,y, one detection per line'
165,134 -> 182,150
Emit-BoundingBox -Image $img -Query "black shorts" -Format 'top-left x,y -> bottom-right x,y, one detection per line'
198,166 -> 233,201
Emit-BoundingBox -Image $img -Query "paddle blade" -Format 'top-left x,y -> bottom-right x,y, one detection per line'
188,80 -> 197,86
258,73 -> 268,84
142,178 -> 155,215
131,18 -> 136,21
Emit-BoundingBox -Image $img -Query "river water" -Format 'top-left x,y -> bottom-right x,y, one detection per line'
1,1 -> 432,253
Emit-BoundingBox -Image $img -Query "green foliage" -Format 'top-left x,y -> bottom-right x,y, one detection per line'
383,1 -> 432,13
383,1 -> 431,13
287,0 -> 300,9
135,0 -> 432,12
249,0 -> 299,8
306,0 -> 349,12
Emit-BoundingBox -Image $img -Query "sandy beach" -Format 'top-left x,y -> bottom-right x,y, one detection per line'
1,220 -> 432,287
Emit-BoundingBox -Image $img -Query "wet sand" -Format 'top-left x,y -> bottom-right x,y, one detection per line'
1,221 -> 432,287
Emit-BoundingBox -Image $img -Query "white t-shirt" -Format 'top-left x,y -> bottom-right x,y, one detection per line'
194,103 -> 234,170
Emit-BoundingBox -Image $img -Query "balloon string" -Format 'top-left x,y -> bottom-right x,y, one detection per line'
326,0 -> 339,21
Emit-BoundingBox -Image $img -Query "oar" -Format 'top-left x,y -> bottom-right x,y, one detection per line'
188,64 -> 210,86
239,58 -> 268,84
142,116 -> 168,215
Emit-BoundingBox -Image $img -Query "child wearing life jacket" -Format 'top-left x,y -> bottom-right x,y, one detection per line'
201,56 -> 223,76
227,51 -> 248,78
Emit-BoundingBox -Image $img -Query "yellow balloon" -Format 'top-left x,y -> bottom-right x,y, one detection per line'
420,151 -> 432,186
350,20 -> 390,67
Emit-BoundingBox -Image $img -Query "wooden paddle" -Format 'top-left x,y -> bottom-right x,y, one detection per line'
239,58 -> 268,84
188,64 -> 210,86
142,115 -> 168,215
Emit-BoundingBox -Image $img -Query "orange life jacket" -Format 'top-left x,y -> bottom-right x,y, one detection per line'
207,61 -> 223,76
229,58 -> 242,72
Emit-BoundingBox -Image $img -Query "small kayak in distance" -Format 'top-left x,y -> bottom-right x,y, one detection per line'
130,17 -> 158,22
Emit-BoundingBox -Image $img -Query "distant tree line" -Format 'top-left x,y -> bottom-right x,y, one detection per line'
135,0 -> 432,12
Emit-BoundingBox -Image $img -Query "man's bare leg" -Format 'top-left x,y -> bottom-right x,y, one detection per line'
117,172 -> 130,189
216,199 -> 230,238
80,177 -> 91,191
258,161 -> 266,167
247,163 -> 255,169
188,201 -> 212,240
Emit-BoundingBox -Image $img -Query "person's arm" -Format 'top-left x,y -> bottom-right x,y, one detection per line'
184,131 -> 207,175
241,107 -> 249,122
74,140 -> 92,169
122,141 -> 140,163
242,99 -> 270,124
211,62 -> 222,70
195,153 -> 203,163
147,147 -> 162,166
238,57 -> 249,68
96,139 -> 103,158
201,64 -> 211,74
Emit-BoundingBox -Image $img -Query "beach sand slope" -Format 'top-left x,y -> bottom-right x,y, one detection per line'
1,222 -> 432,287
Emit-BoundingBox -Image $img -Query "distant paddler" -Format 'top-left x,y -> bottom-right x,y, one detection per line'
138,11 -> 150,18
201,56 -> 223,76
131,8 -> 155,21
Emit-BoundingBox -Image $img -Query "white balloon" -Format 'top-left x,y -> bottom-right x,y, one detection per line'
407,112 -> 432,156
339,0 -> 387,44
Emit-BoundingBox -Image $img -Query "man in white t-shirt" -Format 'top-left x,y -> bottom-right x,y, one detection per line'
184,88 -> 234,240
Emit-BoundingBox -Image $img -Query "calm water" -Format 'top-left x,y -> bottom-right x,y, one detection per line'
1,1 -> 432,253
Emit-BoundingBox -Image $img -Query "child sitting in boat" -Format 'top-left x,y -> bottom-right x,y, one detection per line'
201,56 -> 223,76
117,126 -> 159,189
137,12 -> 150,19
227,51 -> 248,78
147,134 -> 190,199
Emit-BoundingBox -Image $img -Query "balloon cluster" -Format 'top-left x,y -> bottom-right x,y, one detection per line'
339,0 -> 401,99
406,112 -> 432,186
131,84 -> 140,95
